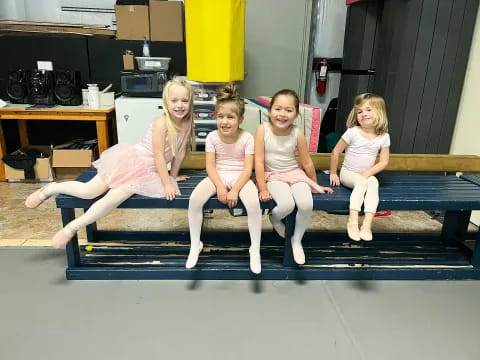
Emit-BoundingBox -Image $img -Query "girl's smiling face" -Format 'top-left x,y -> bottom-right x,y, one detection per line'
216,102 -> 242,138
269,94 -> 298,132
356,100 -> 378,129
166,84 -> 191,121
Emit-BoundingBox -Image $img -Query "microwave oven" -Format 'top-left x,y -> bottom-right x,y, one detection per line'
120,71 -> 168,97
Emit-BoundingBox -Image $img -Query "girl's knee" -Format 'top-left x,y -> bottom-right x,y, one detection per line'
83,191 -> 103,199
188,194 -> 207,212
354,177 -> 368,187
242,197 -> 260,212
296,200 -> 313,214
367,176 -> 379,186
278,198 -> 296,213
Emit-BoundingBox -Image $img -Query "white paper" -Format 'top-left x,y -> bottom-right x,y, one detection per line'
37,61 -> 53,71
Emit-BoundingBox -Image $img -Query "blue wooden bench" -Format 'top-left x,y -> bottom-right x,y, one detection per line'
56,169 -> 480,280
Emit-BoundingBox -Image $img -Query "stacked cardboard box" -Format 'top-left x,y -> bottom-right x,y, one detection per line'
115,0 -> 184,42
52,140 -> 98,180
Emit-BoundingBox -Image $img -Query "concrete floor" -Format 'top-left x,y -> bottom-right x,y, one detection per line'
1,182 -> 480,360
1,248 -> 480,360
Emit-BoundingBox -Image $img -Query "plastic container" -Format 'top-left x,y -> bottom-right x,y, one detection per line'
142,36 -> 150,57
87,84 -> 99,109
187,79 -> 225,102
193,103 -> 216,121
135,56 -> 171,71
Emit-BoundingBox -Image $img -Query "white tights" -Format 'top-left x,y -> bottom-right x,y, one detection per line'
43,175 -> 133,236
340,168 -> 379,213
267,181 -> 313,244
188,177 -> 262,252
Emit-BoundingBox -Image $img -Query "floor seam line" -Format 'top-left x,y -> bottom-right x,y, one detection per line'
322,281 -> 366,360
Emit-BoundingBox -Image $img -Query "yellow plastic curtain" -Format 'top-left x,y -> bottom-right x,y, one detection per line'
185,0 -> 245,82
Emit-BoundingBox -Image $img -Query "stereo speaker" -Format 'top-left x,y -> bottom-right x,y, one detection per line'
54,70 -> 82,106
28,70 -> 56,105
7,69 -> 29,104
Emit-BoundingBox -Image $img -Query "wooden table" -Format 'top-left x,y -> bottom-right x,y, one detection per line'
0,104 -> 115,181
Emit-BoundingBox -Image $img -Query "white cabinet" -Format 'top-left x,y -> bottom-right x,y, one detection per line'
115,96 -> 164,144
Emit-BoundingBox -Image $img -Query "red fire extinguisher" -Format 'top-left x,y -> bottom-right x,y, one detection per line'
315,58 -> 328,95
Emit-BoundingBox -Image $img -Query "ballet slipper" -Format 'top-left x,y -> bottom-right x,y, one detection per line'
186,241 -> 203,269
25,183 -> 54,209
291,241 -> 306,265
360,226 -> 373,241
347,222 -> 361,241
249,248 -> 261,274
51,229 -> 73,249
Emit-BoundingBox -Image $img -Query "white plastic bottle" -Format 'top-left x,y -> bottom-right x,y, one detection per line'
87,84 -> 99,109
142,36 -> 150,57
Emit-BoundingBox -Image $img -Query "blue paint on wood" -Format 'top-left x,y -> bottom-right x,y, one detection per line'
55,170 -> 480,280
61,208 -> 80,267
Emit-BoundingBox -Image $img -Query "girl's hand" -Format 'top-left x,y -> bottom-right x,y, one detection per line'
259,189 -> 272,202
226,189 -> 239,208
176,175 -> 190,182
330,174 -> 340,186
164,183 -> 177,201
216,185 -> 228,205
320,186 -> 334,194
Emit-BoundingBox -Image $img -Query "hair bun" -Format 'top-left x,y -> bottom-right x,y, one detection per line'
216,82 -> 239,102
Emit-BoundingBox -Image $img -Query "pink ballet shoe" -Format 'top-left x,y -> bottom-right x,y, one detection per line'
25,184 -> 52,209
51,229 -> 73,249
292,242 -> 306,265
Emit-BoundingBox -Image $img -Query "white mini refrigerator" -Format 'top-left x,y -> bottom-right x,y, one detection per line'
115,96 -> 164,144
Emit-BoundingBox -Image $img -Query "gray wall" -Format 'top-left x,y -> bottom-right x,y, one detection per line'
308,1 -> 347,119
241,0 -> 313,99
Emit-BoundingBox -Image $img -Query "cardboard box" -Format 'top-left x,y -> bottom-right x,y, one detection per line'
52,148 -> 97,168
123,53 -> 135,70
115,4 -> 150,40
150,1 -> 184,42
54,167 -> 88,180
3,146 -> 53,182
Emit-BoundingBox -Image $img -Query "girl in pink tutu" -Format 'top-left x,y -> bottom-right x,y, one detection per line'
186,83 -> 262,274
255,89 -> 333,265
25,77 -> 195,248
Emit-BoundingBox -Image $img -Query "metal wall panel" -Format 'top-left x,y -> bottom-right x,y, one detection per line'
338,0 -> 479,154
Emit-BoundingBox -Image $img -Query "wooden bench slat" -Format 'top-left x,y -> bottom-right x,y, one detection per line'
55,169 -> 480,280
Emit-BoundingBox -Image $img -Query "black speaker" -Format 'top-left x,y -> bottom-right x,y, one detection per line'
28,70 -> 55,105
54,70 -> 82,105
7,69 -> 29,103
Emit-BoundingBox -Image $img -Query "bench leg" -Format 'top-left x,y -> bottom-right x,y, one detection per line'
472,241 -> 480,267
441,210 -> 471,246
84,208 -> 98,242
283,209 -> 297,267
61,208 -> 81,268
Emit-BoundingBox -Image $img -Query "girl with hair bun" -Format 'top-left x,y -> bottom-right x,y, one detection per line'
186,83 -> 263,274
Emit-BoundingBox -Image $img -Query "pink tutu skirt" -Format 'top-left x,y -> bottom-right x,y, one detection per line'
265,168 -> 325,193
92,143 -> 179,197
